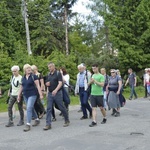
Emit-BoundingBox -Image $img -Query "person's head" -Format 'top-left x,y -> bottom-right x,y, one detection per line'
31,65 -> 38,73
92,64 -> 99,73
11,65 -> 20,76
116,69 -> 121,76
77,64 -> 85,73
81,63 -> 86,70
60,67 -> 67,75
128,68 -> 133,74
23,64 -> 32,74
100,68 -> 106,75
145,68 -> 148,73
48,62 -> 55,73
110,69 -> 117,77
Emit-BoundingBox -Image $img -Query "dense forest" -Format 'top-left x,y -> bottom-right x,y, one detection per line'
0,0 -> 150,89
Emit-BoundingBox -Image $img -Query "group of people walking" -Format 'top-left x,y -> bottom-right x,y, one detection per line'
5,62 -> 143,131
5,63 -> 70,132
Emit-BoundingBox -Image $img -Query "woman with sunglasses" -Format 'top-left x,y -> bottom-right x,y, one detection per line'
107,69 -> 122,117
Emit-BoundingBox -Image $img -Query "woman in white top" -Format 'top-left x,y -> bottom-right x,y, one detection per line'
60,67 -> 70,94
60,67 -> 70,113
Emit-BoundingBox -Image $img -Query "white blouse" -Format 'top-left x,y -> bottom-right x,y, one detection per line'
63,74 -> 70,87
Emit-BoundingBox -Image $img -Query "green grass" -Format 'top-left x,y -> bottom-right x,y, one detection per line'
123,86 -> 145,99
0,86 -> 145,113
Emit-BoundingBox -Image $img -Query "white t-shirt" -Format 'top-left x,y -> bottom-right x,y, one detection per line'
144,73 -> 150,83
11,75 -> 22,96
63,74 -> 70,87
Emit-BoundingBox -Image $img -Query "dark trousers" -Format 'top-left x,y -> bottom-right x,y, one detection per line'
145,84 -> 148,97
79,87 -> 92,117
34,97 -> 45,116
46,90 -> 69,125
8,95 -> 24,122
129,84 -> 137,99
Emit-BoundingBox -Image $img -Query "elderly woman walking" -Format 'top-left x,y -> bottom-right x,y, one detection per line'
107,69 -> 122,117
17,64 -> 43,132
5,65 -> 24,127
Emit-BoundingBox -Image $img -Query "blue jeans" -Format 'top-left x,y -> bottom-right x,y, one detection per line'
79,88 -> 92,117
24,95 -> 38,124
129,85 -> 137,99
147,85 -> 150,94
46,90 -> 69,126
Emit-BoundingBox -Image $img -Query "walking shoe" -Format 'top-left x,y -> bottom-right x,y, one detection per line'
43,125 -> 51,130
17,120 -> 24,126
80,116 -> 88,120
5,121 -> 14,127
39,112 -> 44,119
115,112 -> 120,117
129,98 -> 132,100
23,124 -> 30,132
111,109 -> 116,116
89,121 -> 97,127
52,118 -> 57,122
101,118 -> 107,124
63,121 -> 70,127
32,120 -> 40,127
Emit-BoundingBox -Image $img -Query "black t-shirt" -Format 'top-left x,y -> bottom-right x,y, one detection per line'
35,73 -> 43,87
47,70 -> 63,92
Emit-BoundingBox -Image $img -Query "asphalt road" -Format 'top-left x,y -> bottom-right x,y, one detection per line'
0,97 -> 150,150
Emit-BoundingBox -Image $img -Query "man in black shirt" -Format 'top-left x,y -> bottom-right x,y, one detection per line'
43,62 -> 70,130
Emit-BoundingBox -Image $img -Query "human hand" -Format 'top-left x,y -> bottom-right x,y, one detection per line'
52,90 -> 57,96
46,82 -> 50,87
116,91 -> 120,95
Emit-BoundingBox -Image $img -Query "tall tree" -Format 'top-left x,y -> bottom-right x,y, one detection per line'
51,0 -> 78,55
0,0 -> 26,56
27,0 -> 66,56
98,0 -> 150,72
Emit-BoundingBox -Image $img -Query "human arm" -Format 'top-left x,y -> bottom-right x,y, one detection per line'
40,78 -> 45,91
117,80 -> 122,95
52,81 -> 63,96
34,80 -> 43,99
134,76 -> 137,86
93,79 -> 104,87
125,78 -> 129,86
89,74 -> 104,87
17,85 -> 23,102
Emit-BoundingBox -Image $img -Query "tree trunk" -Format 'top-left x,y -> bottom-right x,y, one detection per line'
64,6 -> 69,55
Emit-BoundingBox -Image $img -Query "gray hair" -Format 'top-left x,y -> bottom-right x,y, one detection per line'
11,65 -> 20,71
48,62 -> 55,66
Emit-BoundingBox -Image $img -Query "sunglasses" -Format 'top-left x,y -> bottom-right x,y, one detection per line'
111,72 -> 115,73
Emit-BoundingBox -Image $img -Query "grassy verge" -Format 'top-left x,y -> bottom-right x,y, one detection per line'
0,86 -> 145,113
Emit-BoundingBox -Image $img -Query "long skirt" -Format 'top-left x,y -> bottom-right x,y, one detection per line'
108,91 -> 120,109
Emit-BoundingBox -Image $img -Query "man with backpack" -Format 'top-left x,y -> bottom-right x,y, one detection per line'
75,63 -> 92,120
43,62 -> 70,130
